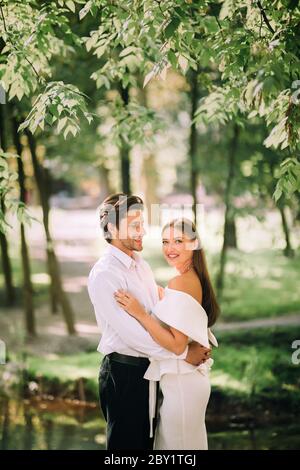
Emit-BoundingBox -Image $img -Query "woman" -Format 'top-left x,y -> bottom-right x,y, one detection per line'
114,218 -> 220,450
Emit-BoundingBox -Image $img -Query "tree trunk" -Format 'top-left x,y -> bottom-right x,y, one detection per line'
23,407 -> 34,450
137,80 -> 159,225
189,69 -> 199,224
25,130 -> 76,335
217,124 -> 240,296
0,103 -> 15,306
266,159 -> 294,258
42,166 -> 59,313
23,133 -> 58,314
0,224 -> 15,306
293,193 -> 300,223
20,223 -> 36,334
279,205 -> 294,258
119,84 -> 131,194
11,116 -> 36,336
226,216 -> 238,249
142,153 -> 159,225
98,165 -> 112,202
0,397 -> 10,450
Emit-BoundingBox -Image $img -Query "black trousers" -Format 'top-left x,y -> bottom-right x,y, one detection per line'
99,354 -> 154,450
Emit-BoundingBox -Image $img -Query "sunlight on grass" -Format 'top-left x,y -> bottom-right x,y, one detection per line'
211,371 -> 248,392
44,414 -> 79,426
82,419 -> 106,431
27,352 -> 101,381
31,273 -> 50,284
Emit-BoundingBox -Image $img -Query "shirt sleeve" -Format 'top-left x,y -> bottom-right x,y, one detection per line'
90,271 -> 187,360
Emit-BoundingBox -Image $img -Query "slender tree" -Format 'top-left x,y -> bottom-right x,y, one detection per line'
26,130 -> 76,335
188,69 -> 199,223
217,123 -> 240,296
11,112 -> 36,335
118,84 -> 131,194
278,205 -> 294,258
137,77 -> 159,223
0,103 -> 15,306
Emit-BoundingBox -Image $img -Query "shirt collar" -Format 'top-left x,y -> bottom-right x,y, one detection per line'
106,244 -> 139,269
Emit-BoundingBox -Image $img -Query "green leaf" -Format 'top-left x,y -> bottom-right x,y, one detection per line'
57,116 -> 68,133
178,55 -> 189,74
79,1 -> 92,20
167,50 -> 177,69
273,185 -> 282,202
143,70 -> 155,88
66,1 -> 76,13
164,17 -> 181,40
119,46 -> 136,58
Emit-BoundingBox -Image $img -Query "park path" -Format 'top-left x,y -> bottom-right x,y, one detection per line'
215,313 -> 300,332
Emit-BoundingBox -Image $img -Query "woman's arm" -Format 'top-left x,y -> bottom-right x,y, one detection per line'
114,289 -> 188,355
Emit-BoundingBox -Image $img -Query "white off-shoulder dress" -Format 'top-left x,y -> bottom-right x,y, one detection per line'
144,287 -> 218,450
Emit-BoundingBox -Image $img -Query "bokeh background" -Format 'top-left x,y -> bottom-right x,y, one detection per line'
0,0 -> 300,450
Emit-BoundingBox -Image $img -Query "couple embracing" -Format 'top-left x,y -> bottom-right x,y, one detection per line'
87,193 -> 219,450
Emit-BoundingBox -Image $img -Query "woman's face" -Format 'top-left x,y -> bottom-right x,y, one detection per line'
162,226 -> 196,270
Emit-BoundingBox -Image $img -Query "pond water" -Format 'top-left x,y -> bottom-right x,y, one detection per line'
0,398 -> 299,450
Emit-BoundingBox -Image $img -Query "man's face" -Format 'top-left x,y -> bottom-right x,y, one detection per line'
118,209 -> 145,252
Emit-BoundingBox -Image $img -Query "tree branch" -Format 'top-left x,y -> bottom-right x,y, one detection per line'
214,15 -> 225,40
256,1 -> 275,35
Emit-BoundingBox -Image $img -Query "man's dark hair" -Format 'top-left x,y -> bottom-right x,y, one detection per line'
99,193 -> 144,243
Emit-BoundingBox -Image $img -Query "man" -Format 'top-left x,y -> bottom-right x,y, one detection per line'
87,193 -> 211,450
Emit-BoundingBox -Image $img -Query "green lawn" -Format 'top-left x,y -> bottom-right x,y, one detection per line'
22,326 -> 300,405
211,326 -> 300,399
216,249 -> 300,320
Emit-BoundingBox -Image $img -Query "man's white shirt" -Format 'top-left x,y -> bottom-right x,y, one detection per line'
88,244 -> 188,360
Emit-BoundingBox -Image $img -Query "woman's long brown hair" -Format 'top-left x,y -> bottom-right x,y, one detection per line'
162,218 -> 220,327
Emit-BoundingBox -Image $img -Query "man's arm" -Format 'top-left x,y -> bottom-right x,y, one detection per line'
90,271 -> 188,360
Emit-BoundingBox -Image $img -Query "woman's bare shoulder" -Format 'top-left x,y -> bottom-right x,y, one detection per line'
168,274 -> 202,302
167,275 -> 186,291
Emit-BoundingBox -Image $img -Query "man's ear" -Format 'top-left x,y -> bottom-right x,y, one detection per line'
107,222 -> 117,240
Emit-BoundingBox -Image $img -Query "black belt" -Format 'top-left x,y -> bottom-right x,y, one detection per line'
107,352 -> 149,367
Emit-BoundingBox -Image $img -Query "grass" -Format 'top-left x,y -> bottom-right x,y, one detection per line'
211,326 -> 300,400
20,326 -> 300,408
27,352 -> 102,381
27,351 -> 102,384
218,250 -> 300,320
25,352 -> 102,401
